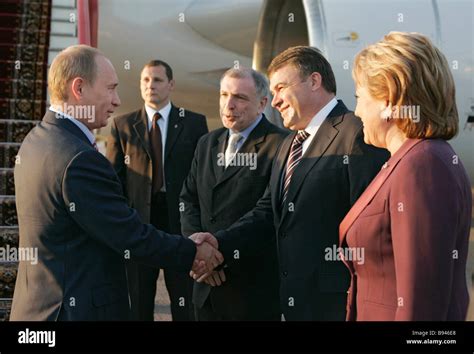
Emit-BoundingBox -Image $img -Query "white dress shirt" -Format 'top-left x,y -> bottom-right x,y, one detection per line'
301,97 -> 338,156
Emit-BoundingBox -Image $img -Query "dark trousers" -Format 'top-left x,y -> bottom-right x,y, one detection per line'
127,192 -> 194,321
195,297 -> 281,321
195,298 -> 229,321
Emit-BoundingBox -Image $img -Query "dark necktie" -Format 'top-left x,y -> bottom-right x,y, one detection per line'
281,130 -> 310,205
150,112 -> 164,194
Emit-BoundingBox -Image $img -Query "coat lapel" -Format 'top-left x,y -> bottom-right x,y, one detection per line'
132,107 -> 152,160
278,100 -> 349,224
165,105 -> 184,161
270,132 -> 294,218
338,138 -> 423,247
215,117 -> 268,187
280,117 -> 340,223
210,130 -> 227,183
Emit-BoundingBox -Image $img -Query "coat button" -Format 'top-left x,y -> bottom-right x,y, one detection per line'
209,217 -> 216,224
282,271 -> 288,277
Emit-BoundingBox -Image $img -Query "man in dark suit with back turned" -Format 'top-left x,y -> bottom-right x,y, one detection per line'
192,46 -> 389,320
107,60 -> 208,321
180,67 -> 288,320
10,45 -> 221,321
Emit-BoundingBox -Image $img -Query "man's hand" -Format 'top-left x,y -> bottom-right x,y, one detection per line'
190,232 -> 219,249
190,232 -> 223,277
200,270 -> 226,287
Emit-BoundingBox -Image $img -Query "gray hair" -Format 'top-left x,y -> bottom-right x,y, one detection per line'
220,67 -> 269,99
48,44 -> 103,103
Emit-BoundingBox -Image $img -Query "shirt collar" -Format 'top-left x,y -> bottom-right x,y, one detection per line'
228,114 -> 263,141
303,97 -> 338,136
145,101 -> 172,128
49,106 -> 96,145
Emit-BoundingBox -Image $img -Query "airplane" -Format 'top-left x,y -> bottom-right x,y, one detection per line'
90,0 -> 473,187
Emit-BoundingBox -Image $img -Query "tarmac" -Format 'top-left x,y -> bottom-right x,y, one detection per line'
154,274 -> 172,321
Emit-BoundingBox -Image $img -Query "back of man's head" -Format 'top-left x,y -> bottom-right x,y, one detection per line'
48,45 -> 103,104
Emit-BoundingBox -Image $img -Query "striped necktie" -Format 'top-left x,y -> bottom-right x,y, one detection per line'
281,130 -> 310,205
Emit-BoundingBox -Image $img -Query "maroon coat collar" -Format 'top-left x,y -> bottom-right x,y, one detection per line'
339,138 -> 424,247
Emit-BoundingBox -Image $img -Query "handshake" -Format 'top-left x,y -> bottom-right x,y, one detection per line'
189,232 -> 227,287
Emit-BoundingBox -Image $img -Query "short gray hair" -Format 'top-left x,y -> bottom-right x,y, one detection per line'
48,44 -> 103,103
220,67 -> 269,99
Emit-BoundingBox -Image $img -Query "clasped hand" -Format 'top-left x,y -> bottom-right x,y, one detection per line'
189,232 -> 226,286
190,232 -> 224,280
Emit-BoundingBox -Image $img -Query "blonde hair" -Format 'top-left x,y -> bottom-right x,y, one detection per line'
48,45 -> 103,103
353,31 -> 458,139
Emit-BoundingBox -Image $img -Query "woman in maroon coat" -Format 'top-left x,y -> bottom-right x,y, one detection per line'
339,31 -> 471,321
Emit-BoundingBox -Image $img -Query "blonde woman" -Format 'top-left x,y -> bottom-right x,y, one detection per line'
339,32 -> 471,320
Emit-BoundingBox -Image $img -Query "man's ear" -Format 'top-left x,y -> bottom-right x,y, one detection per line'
169,79 -> 175,91
310,72 -> 322,91
258,96 -> 268,114
71,77 -> 85,101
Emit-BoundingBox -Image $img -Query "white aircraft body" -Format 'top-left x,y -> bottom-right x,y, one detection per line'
97,0 -> 473,184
